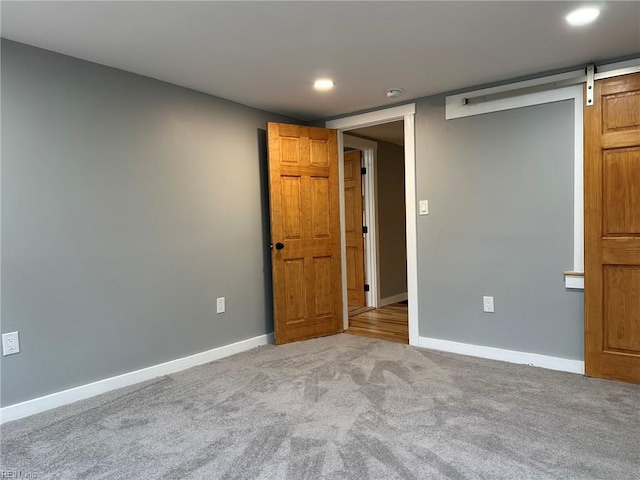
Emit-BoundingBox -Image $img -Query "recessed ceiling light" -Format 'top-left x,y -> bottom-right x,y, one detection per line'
313,79 -> 335,91
566,7 -> 600,26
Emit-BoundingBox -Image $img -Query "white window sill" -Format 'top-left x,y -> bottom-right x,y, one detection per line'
564,271 -> 584,290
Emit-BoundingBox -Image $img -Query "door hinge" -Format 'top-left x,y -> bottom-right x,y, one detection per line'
362,226 -> 368,234
364,284 -> 370,292
361,167 -> 367,175
586,63 -> 595,107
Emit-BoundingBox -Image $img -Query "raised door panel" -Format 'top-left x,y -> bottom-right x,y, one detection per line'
602,238 -> 640,265
282,176 -> 303,239
313,256 -> 334,317
281,139 -> 301,164
603,266 -> 640,353
284,258 -> 306,324
601,82 -> 640,149
344,187 -> 356,234
346,247 -> 358,292
311,177 -> 331,239
602,90 -> 640,132
279,127 -> 301,165
603,148 -> 640,235
310,139 -> 329,167
344,157 -> 356,181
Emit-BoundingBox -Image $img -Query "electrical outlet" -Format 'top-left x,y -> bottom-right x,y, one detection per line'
216,297 -> 226,314
483,296 -> 495,313
2,331 -> 20,356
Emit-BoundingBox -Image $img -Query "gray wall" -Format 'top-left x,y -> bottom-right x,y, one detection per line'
415,97 -> 584,360
376,141 -> 407,299
1,39 -> 586,408
0,40 -> 297,406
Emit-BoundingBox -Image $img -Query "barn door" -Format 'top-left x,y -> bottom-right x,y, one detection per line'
584,73 -> 640,384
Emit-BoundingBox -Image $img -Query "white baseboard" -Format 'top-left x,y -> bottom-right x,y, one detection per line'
379,292 -> 408,307
418,336 -> 584,374
0,333 -> 274,424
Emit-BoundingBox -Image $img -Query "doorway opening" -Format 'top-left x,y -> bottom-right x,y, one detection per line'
342,122 -> 408,343
326,104 -> 417,346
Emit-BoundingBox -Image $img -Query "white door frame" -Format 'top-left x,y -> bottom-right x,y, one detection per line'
343,134 -> 379,309
326,104 -> 419,346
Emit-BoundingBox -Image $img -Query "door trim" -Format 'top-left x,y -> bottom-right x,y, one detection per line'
326,104 -> 419,346
343,134 -> 379,310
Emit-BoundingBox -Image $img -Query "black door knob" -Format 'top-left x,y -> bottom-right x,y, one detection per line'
275,242 -> 285,250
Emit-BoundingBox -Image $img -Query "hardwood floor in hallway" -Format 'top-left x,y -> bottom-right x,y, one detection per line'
346,303 -> 408,344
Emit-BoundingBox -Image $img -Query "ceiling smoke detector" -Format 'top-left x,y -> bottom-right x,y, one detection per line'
386,88 -> 404,98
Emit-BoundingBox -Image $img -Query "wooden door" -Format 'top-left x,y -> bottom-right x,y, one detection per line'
267,123 -> 343,345
344,150 -> 366,309
584,73 -> 640,384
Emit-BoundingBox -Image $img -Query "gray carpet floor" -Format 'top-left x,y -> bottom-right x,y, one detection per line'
1,334 -> 639,479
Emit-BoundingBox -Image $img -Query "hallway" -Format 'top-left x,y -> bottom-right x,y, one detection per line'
346,303 -> 408,344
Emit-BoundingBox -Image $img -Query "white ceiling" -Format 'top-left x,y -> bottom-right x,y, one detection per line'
2,1 -> 639,121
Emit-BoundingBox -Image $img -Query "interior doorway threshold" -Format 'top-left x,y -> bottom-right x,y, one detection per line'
348,306 -> 375,317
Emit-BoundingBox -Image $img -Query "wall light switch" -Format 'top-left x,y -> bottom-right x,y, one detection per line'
2,331 -> 20,356
419,200 -> 429,215
216,297 -> 226,314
